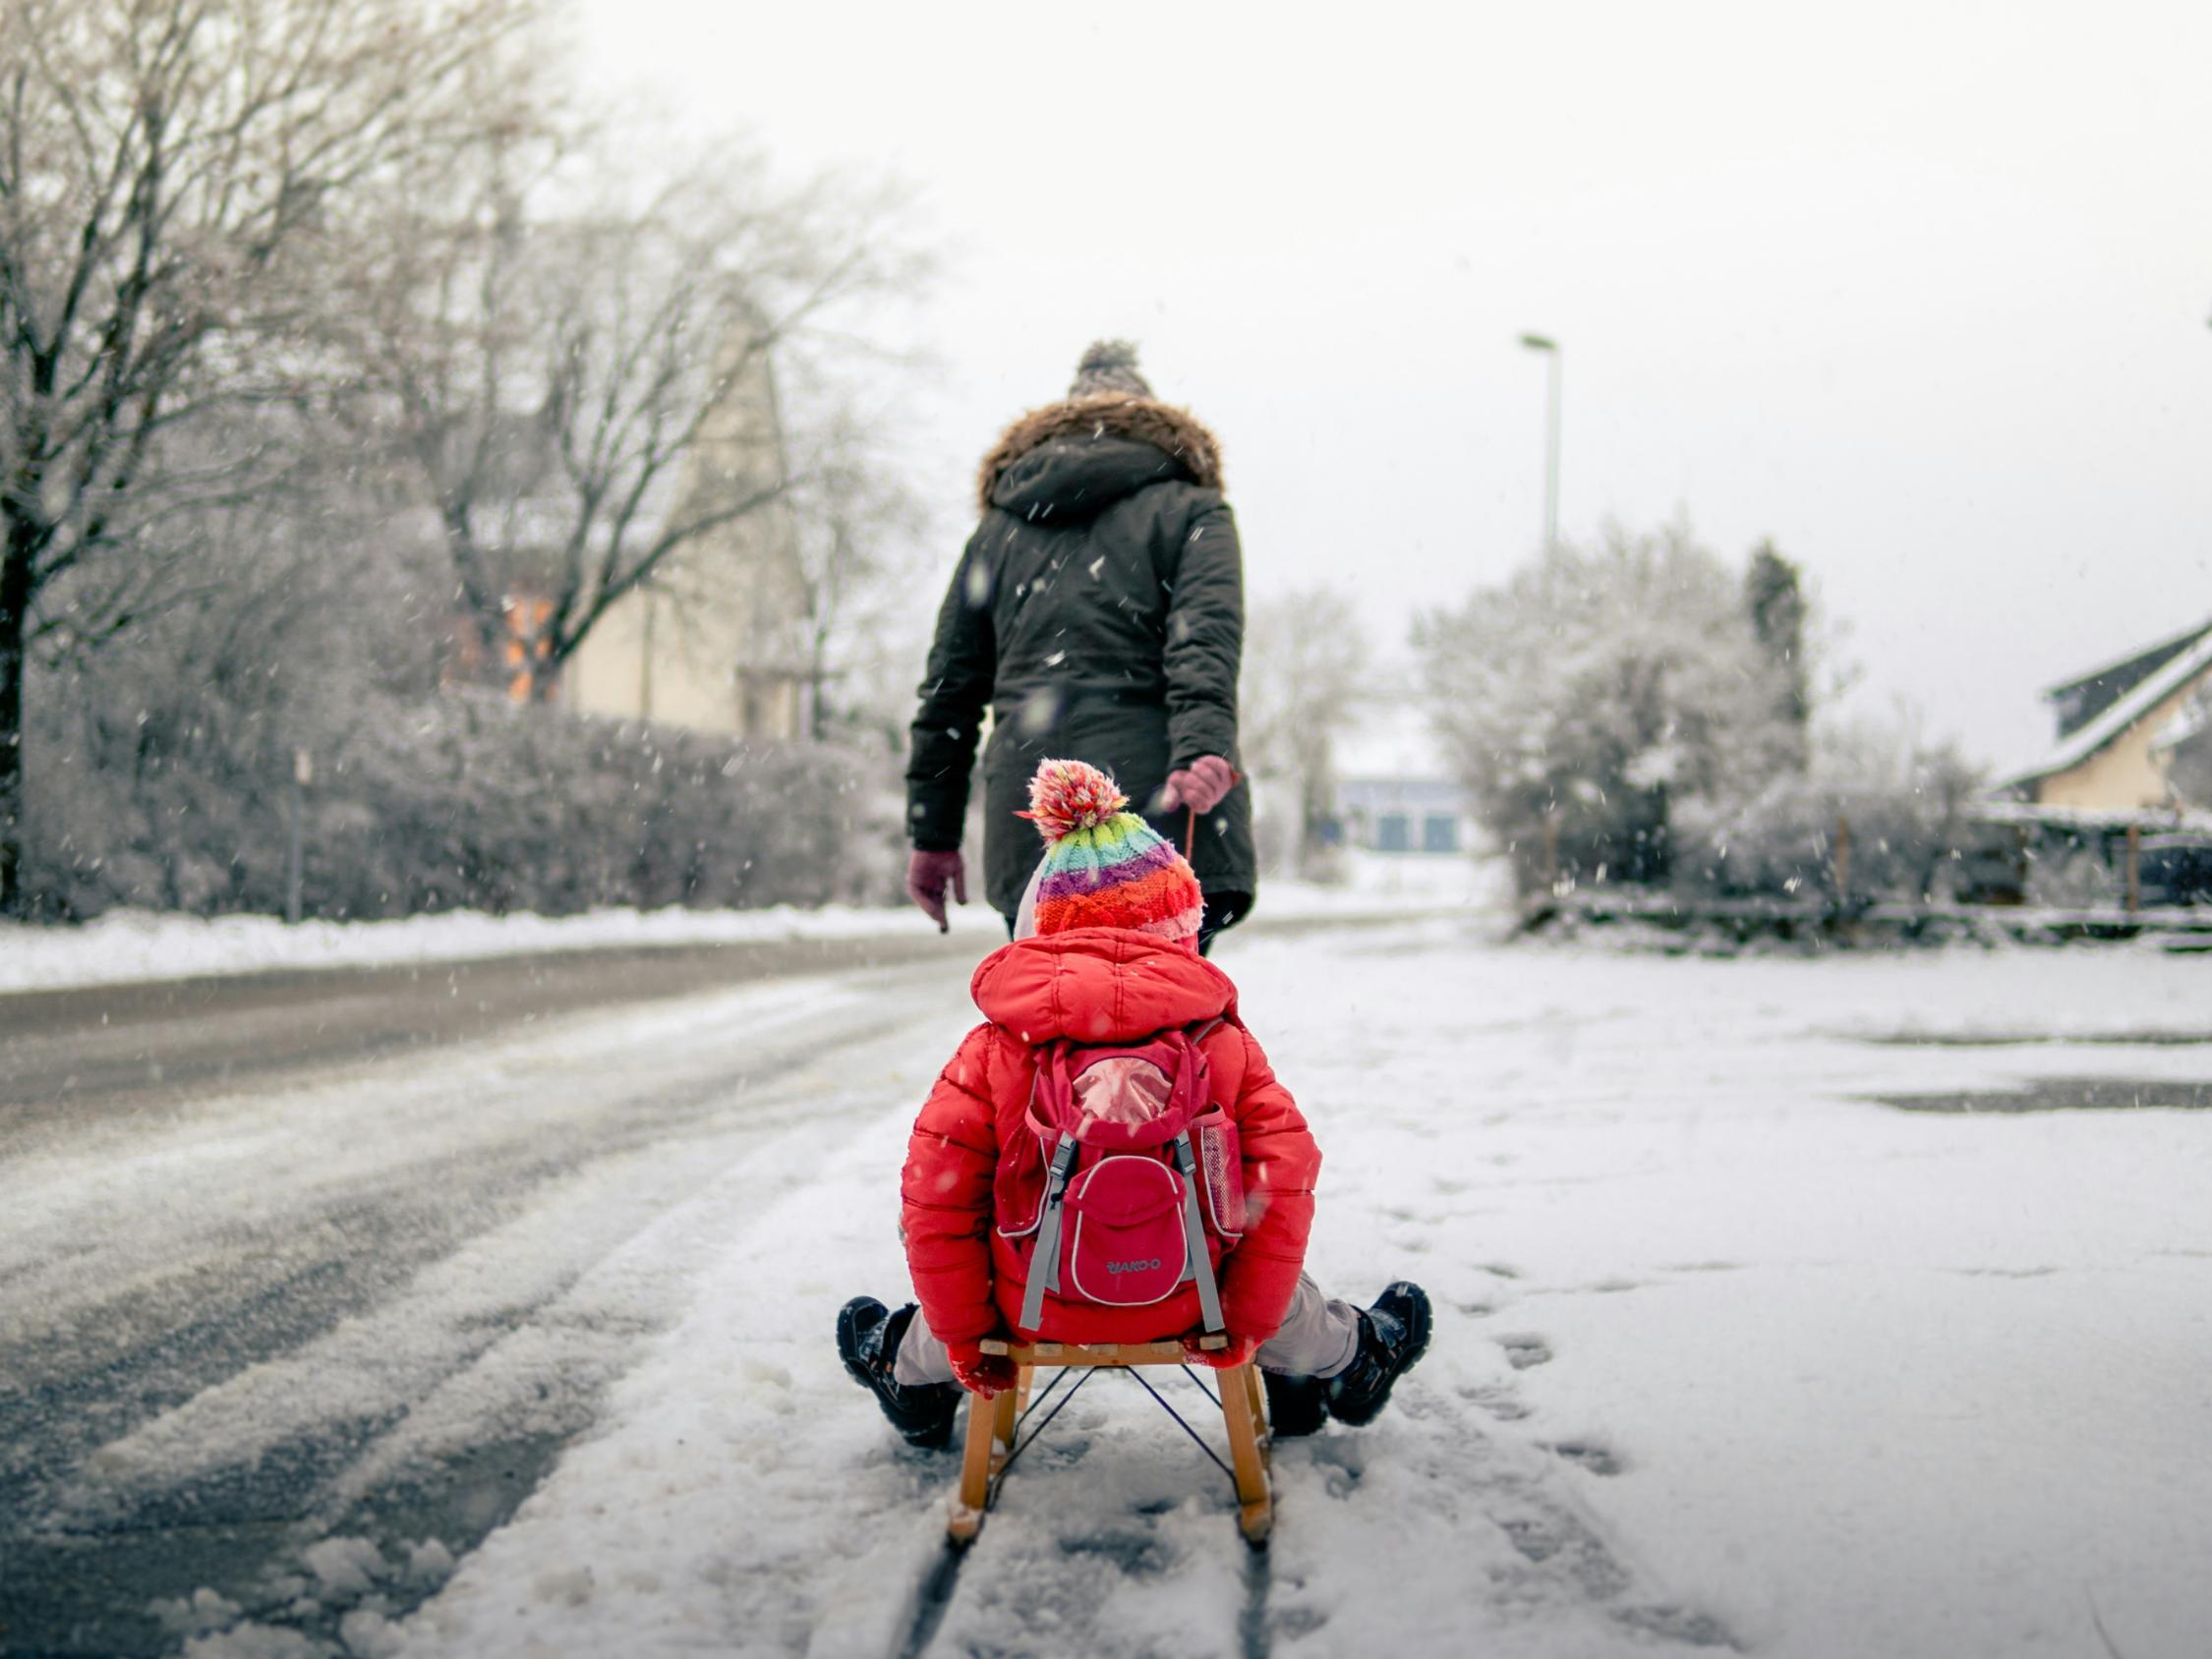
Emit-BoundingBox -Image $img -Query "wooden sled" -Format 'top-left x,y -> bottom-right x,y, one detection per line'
948,1336 -> 1273,1547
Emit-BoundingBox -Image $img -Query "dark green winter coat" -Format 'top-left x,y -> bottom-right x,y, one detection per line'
906,395 -> 1255,919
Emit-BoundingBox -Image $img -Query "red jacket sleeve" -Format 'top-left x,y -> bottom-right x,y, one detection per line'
900,1025 -> 1002,1344
1218,1026 -> 1321,1344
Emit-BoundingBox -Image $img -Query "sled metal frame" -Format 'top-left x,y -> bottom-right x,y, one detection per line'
948,1337 -> 1272,1547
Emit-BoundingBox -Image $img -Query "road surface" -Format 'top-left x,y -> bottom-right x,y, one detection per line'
8,923 -> 2208,1659
1,932 -> 975,1657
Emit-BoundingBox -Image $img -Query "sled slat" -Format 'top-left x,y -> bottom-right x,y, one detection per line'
978,1337 -> 1222,1367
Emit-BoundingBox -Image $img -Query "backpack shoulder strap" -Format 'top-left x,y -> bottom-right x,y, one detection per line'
1018,1130 -> 1080,1335
1183,1016 -> 1236,1110
1170,1129 -> 1228,1334
1024,1036 -> 1078,1133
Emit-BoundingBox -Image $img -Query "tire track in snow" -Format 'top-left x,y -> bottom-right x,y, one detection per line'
0,958 -> 977,1659
5,980 -> 875,1512
388,1036 -> 1277,1659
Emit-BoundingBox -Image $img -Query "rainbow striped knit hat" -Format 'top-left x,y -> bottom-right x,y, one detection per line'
1019,759 -> 1204,944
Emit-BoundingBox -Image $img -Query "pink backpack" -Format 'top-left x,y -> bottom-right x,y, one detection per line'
997,1020 -> 1248,1338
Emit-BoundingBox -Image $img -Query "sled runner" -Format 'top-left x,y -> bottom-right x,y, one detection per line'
948,1336 -> 1273,1547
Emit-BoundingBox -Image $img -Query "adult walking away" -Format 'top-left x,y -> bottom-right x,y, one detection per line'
905,342 -> 1255,951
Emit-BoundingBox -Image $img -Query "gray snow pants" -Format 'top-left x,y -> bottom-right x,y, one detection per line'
894,1272 -> 1361,1385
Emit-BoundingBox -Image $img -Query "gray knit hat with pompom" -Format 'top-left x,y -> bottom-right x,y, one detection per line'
1069,339 -> 1153,400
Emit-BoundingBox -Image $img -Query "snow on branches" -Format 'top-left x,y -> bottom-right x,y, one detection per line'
1415,523 -> 1807,893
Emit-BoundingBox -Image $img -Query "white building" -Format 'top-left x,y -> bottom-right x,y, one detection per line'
562,323 -> 811,741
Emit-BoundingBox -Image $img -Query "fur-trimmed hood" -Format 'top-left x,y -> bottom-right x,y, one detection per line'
976,395 -> 1224,513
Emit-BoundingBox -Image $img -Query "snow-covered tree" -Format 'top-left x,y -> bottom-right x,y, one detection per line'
1415,523 -> 1801,893
0,0 -> 542,915
328,132 -> 926,700
782,447 -> 929,746
1243,586 -> 1369,878
1745,542 -> 1811,772
1,0 -> 915,922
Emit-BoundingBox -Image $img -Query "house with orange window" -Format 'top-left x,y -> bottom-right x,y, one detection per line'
440,320 -> 816,742
560,323 -> 813,742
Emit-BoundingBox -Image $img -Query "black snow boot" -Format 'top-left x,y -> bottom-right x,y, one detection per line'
1261,1370 -> 1330,1439
838,1296 -> 960,1451
1324,1282 -> 1433,1427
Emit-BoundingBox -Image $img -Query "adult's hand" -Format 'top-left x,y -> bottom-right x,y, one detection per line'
1159,755 -> 1238,816
905,849 -> 967,932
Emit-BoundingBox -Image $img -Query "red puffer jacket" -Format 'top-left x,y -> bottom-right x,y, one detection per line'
901,929 -> 1321,1348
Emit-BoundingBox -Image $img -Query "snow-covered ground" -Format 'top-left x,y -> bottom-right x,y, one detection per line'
0,853 -> 1500,995
16,921 -> 2208,1658
0,900 -> 1007,995
387,929 -> 2207,1659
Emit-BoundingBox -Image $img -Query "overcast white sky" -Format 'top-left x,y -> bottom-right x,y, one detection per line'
574,0 -> 2212,771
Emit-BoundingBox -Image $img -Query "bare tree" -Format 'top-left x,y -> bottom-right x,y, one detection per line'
337,136 -> 925,699
0,0 -> 541,914
1243,585 -> 1369,876
777,431 -> 927,741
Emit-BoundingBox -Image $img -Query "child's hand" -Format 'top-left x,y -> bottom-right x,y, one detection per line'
1182,1332 -> 1259,1370
947,1341 -> 1019,1397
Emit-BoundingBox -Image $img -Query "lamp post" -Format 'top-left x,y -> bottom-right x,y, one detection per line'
285,747 -> 312,925
1518,332 -> 1561,548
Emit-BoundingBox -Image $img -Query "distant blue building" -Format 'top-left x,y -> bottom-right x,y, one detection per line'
1330,710 -> 1478,856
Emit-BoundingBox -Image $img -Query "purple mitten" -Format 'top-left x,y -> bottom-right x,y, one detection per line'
904,849 -> 968,931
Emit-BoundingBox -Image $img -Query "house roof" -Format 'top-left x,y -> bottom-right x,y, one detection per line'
2008,622 -> 2212,789
2044,618 -> 2212,738
1974,799 -> 2212,832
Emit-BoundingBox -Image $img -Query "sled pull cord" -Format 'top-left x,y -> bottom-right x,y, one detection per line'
1179,768 -> 1240,860
1173,1131 -> 1227,1334
1019,1135 -> 1079,1334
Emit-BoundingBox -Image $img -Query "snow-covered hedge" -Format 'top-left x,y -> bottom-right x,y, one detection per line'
1674,780 -> 1984,908
21,688 -> 890,922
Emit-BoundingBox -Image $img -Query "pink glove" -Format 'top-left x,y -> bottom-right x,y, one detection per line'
1182,1331 -> 1260,1370
947,1340 -> 1019,1397
905,848 -> 967,931
1160,756 -> 1238,815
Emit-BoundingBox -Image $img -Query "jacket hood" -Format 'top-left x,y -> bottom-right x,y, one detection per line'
977,395 -> 1224,518
971,929 -> 1236,1045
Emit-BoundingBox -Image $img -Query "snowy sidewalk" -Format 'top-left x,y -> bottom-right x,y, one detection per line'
0,855 -> 1501,997
378,926 -> 2212,1659
0,902 -> 1006,996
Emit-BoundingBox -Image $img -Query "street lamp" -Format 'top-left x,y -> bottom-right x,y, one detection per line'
1519,332 -> 1561,549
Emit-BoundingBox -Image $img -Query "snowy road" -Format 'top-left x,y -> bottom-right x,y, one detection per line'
2,939 -> 976,1657
0,934 -> 969,1129
6,921 -> 2211,1658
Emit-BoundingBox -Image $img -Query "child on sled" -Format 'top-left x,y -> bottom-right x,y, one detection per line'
839,758 -> 1429,1450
